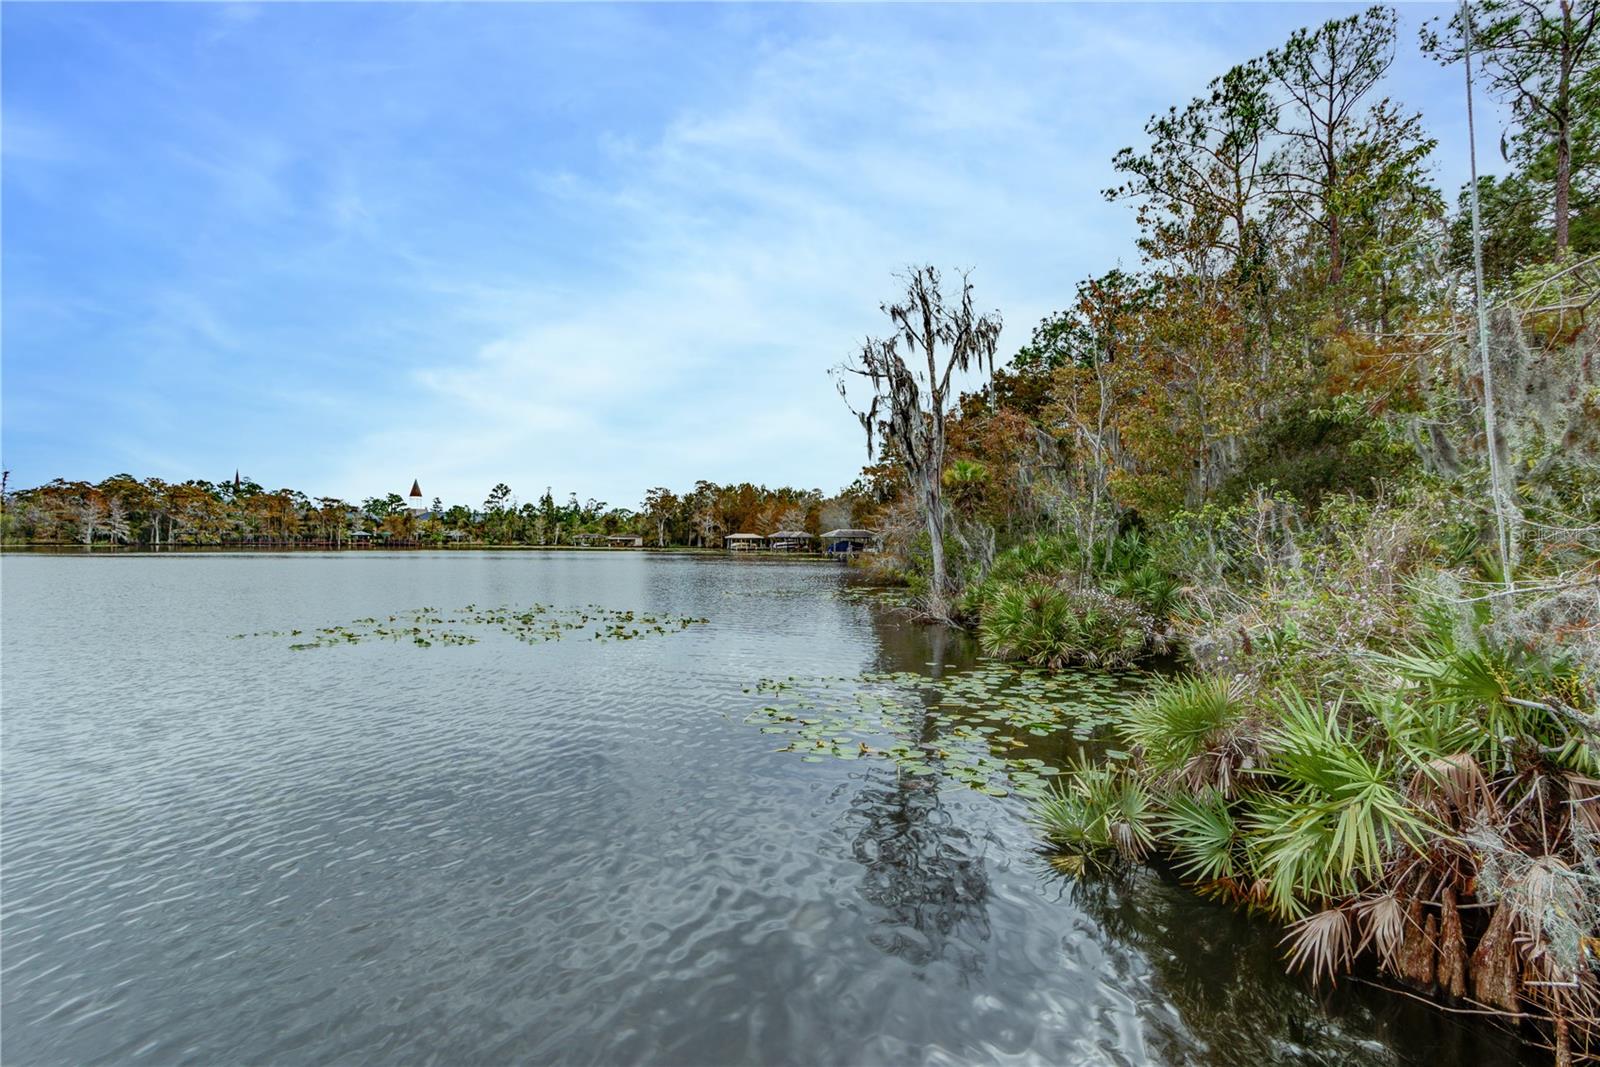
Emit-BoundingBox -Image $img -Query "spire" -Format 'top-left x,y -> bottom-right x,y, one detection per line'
409,479 -> 422,499
234,470 -> 241,493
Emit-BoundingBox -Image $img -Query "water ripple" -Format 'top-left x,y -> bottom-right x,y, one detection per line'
2,552 -> 1529,1065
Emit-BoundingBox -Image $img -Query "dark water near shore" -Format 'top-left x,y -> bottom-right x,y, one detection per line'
2,552 -> 1532,1065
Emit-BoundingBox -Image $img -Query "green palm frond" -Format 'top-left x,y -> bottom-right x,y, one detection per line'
1244,689 -> 1436,914
1121,675 -> 1247,773
1160,790 -> 1240,883
1035,757 -> 1156,862
1378,618 -> 1593,773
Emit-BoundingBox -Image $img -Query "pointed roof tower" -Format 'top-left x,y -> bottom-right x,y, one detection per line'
409,479 -> 423,500
234,470 -> 241,493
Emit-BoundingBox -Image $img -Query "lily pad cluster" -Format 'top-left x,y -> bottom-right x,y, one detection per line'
833,585 -> 914,609
233,603 -> 710,651
744,664 -> 1150,799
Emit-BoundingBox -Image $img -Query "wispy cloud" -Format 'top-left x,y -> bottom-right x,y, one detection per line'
3,3 -> 1500,505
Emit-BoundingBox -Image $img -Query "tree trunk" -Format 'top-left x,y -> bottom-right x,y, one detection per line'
924,486 -> 948,616
1469,903 -> 1520,1011
1396,896 -> 1437,988
1555,107 -> 1571,254
1556,2 -> 1573,255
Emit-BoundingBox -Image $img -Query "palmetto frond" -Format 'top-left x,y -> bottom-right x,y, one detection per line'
1121,675 -> 1251,788
1282,907 -> 1352,985
1159,790 -> 1240,883
1035,757 -> 1156,862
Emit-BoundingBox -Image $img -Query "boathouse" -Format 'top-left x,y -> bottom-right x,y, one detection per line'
606,534 -> 644,548
725,533 -> 764,552
822,529 -> 876,555
767,530 -> 815,553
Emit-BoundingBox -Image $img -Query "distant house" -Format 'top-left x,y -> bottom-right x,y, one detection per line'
767,530 -> 815,553
725,533 -> 764,552
606,534 -> 644,548
822,529 -> 877,556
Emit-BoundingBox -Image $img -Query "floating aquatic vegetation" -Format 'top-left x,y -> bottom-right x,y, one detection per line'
743,664 -> 1151,800
834,584 -> 914,609
232,603 -> 710,651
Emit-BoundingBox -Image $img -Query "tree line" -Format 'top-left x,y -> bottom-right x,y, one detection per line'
0,470 -> 878,549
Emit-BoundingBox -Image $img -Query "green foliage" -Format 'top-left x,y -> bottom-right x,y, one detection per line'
979,581 -> 1156,670
1159,790 -> 1241,883
1250,689 -> 1433,914
1379,611 -> 1596,774
1120,675 -> 1249,779
990,534 -> 1083,584
1105,564 -> 1182,617
979,582 -> 1078,668
1218,396 -> 1417,507
1036,757 -> 1156,861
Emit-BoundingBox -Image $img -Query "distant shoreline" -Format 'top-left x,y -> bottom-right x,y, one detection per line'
0,543 -> 845,560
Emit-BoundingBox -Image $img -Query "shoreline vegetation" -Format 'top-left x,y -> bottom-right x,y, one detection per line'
825,4 -> 1598,1063
4,2 -> 1597,1063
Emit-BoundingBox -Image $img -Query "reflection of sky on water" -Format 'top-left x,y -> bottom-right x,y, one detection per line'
0,552 -> 1534,1065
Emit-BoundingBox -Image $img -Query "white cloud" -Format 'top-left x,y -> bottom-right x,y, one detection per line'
331,10 -> 1202,507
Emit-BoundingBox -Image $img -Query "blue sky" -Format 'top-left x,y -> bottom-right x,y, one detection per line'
3,2 -> 1501,510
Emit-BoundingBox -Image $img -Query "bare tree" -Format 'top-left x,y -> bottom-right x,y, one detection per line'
833,266 -> 1002,615
105,497 -> 131,545
819,498 -> 853,532
75,497 -> 105,545
766,504 -> 807,535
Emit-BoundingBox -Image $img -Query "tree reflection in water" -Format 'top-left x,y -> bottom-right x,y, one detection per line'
845,617 -> 995,976
845,765 -> 992,974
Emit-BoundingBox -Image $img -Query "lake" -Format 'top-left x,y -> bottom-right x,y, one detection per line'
1,551 -> 1531,1064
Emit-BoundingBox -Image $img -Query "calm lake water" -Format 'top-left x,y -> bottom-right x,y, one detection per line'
2,551 -> 1531,1065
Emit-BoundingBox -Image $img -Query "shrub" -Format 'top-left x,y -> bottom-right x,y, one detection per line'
1106,563 -> 1182,618
979,580 -> 1158,669
1218,395 -> 1416,508
1035,758 -> 1155,862
1120,675 -> 1256,794
1032,614 -> 1600,1057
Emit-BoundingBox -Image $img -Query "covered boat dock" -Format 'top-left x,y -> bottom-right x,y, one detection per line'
822,529 -> 877,556
767,530 -> 815,553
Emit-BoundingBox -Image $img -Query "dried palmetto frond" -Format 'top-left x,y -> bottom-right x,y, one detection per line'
1283,907 -> 1353,986
1410,752 -> 1495,822
1353,890 -> 1406,968
1568,774 -> 1600,835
